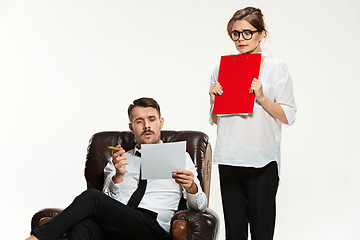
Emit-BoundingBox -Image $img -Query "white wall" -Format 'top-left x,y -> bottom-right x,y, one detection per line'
1,0 -> 359,239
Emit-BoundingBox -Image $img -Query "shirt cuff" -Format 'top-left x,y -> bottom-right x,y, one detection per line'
185,184 -> 207,212
280,104 -> 296,125
109,177 -> 123,196
186,191 -> 200,206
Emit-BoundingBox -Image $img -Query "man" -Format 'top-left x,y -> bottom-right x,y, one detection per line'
27,97 -> 207,240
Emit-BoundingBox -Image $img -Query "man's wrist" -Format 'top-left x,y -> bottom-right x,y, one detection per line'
112,174 -> 124,184
186,182 -> 198,194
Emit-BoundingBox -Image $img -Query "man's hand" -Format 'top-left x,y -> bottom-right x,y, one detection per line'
172,169 -> 198,194
112,145 -> 128,184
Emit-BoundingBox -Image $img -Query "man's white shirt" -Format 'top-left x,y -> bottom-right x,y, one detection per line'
103,146 -> 207,232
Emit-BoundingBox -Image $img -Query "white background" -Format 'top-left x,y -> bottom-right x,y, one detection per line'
1,0 -> 360,239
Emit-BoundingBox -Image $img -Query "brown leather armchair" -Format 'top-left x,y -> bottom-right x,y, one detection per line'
30,130 -> 218,240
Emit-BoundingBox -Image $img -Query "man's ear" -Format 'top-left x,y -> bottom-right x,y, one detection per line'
129,123 -> 134,133
160,117 -> 164,129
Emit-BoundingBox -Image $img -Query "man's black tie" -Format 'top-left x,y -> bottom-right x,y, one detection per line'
127,151 -> 147,208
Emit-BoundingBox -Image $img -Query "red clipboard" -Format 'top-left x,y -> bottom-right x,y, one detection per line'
212,53 -> 262,114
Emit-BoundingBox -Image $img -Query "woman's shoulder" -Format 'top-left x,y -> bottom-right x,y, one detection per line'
263,51 -> 286,64
263,51 -> 289,73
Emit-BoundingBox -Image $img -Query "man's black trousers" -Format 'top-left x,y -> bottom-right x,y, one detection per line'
31,189 -> 170,240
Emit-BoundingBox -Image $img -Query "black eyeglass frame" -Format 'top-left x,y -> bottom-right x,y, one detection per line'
231,29 -> 262,41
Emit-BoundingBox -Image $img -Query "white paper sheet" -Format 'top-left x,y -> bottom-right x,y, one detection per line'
141,141 -> 186,179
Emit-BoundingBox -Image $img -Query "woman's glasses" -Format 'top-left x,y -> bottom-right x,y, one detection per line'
231,29 -> 262,41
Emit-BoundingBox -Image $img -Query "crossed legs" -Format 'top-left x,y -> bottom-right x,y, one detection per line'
29,189 -> 169,240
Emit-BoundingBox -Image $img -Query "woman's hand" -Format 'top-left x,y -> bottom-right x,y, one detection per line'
249,78 -> 289,124
209,81 -> 223,101
249,78 -> 265,103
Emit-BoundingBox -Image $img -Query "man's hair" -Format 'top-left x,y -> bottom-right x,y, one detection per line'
128,97 -> 161,121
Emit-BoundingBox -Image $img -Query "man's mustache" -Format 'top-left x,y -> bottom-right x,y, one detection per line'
141,129 -> 154,136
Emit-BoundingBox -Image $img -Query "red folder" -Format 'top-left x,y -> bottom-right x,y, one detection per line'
212,53 -> 262,114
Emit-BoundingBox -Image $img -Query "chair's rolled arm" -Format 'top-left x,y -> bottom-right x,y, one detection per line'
31,208 -> 68,239
31,208 -> 63,230
171,209 -> 218,240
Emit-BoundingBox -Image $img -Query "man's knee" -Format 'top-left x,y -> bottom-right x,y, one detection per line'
78,188 -> 103,201
68,219 -> 103,240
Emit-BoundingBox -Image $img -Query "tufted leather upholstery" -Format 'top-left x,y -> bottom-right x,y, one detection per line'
31,130 -> 218,239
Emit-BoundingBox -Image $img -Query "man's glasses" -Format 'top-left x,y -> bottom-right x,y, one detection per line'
231,29 -> 262,41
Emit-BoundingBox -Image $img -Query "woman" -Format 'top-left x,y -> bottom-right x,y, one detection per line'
209,7 -> 296,240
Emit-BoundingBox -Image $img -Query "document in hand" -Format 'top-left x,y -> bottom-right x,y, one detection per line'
141,141 -> 186,179
212,53 -> 262,115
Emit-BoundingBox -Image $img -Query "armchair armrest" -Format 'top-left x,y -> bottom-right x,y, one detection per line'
31,208 -> 67,240
31,208 -> 62,229
171,209 -> 218,240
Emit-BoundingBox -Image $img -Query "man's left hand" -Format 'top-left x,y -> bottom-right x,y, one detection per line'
172,169 -> 198,194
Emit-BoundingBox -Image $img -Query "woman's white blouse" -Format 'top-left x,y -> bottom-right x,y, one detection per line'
210,51 -> 297,168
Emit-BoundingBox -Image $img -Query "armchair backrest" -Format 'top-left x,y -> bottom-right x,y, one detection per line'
84,130 -> 212,202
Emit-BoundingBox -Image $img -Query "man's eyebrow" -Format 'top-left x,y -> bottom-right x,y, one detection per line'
134,117 -> 144,122
133,115 -> 157,121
